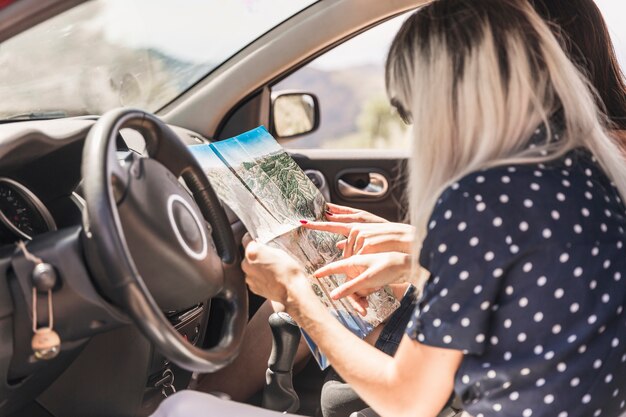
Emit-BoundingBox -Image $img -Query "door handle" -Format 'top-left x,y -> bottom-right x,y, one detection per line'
337,172 -> 389,199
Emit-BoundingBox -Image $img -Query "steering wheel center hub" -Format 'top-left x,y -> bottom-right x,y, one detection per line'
167,194 -> 208,261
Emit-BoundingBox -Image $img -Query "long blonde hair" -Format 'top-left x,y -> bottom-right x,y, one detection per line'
385,0 -> 626,284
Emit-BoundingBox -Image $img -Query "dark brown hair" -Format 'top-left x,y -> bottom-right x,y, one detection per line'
531,0 -> 626,130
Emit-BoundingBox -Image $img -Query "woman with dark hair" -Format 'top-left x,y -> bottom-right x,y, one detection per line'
531,0 -> 626,131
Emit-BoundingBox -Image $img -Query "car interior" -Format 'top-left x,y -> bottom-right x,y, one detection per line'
0,0 -> 423,416
1,0 -> 624,416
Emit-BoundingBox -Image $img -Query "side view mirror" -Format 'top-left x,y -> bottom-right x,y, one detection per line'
270,91 -> 320,139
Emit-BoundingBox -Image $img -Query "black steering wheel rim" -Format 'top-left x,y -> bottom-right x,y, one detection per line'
81,107 -> 247,373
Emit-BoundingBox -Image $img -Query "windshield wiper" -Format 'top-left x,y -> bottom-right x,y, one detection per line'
0,110 -> 68,122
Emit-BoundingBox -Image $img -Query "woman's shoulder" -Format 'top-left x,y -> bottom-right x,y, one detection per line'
436,150 -> 608,213
434,162 -> 559,217
428,149 -> 624,248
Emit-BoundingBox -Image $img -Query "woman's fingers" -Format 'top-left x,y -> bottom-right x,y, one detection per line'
325,213 -> 365,223
313,258 -> 353,278
343,228 -> 360,259
336,239 -> 347,250
355,234 -> 405,255
300,221 -> 353,236
330,271 -> 375,300
241,256 -> 255,280
242,233 -> 254,249
313,258 -> 368,314
244,242 -> 260,262
325,202 -> 360,215
346,294 -> 369,316
325,203 -> 387,223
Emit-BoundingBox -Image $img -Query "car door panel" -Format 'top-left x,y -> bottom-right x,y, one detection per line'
290,149 -> 408,223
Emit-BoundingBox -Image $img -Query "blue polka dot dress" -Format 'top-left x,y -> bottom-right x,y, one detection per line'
406,125 -> 626,417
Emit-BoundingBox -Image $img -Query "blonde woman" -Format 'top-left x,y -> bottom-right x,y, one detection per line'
197,1 -> 626,411
239,0 -> 626,416
153,0 -> 626,416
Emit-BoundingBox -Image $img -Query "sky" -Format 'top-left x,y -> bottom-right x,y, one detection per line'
94,0 -> 316,64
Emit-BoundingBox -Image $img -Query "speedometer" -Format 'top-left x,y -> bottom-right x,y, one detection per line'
0,178 -> 56,240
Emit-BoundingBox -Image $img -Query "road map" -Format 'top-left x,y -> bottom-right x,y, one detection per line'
190,126 -> 400,369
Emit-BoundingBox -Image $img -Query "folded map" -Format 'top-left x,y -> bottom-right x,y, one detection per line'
190,126 -> 400,369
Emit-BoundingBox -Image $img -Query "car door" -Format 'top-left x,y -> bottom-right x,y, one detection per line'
215,12 -> 413,225
275,13 -> 411,223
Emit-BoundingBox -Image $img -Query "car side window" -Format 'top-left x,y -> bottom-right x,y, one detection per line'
273,12 -> 412,150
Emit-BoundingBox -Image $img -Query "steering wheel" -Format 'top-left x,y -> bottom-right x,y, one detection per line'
80,108 -> 247,373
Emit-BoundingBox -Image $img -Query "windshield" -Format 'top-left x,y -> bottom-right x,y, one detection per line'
0,0 -> 317,120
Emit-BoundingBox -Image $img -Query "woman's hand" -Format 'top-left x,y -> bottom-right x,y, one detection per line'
314,252 -> 411,301
241,234 -> 309,305
325,202 -> 388,223
302,221 -> 415,258
242,234 -> 378,316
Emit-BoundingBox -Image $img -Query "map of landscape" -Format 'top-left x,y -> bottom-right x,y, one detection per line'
190,126 -> 399,368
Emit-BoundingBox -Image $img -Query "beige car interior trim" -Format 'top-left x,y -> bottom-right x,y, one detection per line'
160,0 -> 431,139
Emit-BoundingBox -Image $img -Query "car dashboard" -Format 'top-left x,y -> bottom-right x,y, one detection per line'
0,116 -> 223,416
0,117 -> 209,243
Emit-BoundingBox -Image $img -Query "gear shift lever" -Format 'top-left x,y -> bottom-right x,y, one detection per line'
262,312 -> 301,413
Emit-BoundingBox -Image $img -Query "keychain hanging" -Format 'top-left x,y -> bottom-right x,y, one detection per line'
16,241 -> 61,360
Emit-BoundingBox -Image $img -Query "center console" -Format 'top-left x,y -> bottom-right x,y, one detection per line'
141,303 -> 208,415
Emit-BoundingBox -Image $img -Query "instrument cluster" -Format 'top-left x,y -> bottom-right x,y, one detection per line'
0,178 -> 56,241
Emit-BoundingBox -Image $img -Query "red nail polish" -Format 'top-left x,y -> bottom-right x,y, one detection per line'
300,220 -> 308,224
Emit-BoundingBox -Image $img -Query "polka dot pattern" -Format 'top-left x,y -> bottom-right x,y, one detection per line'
405,125 -> 626,417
